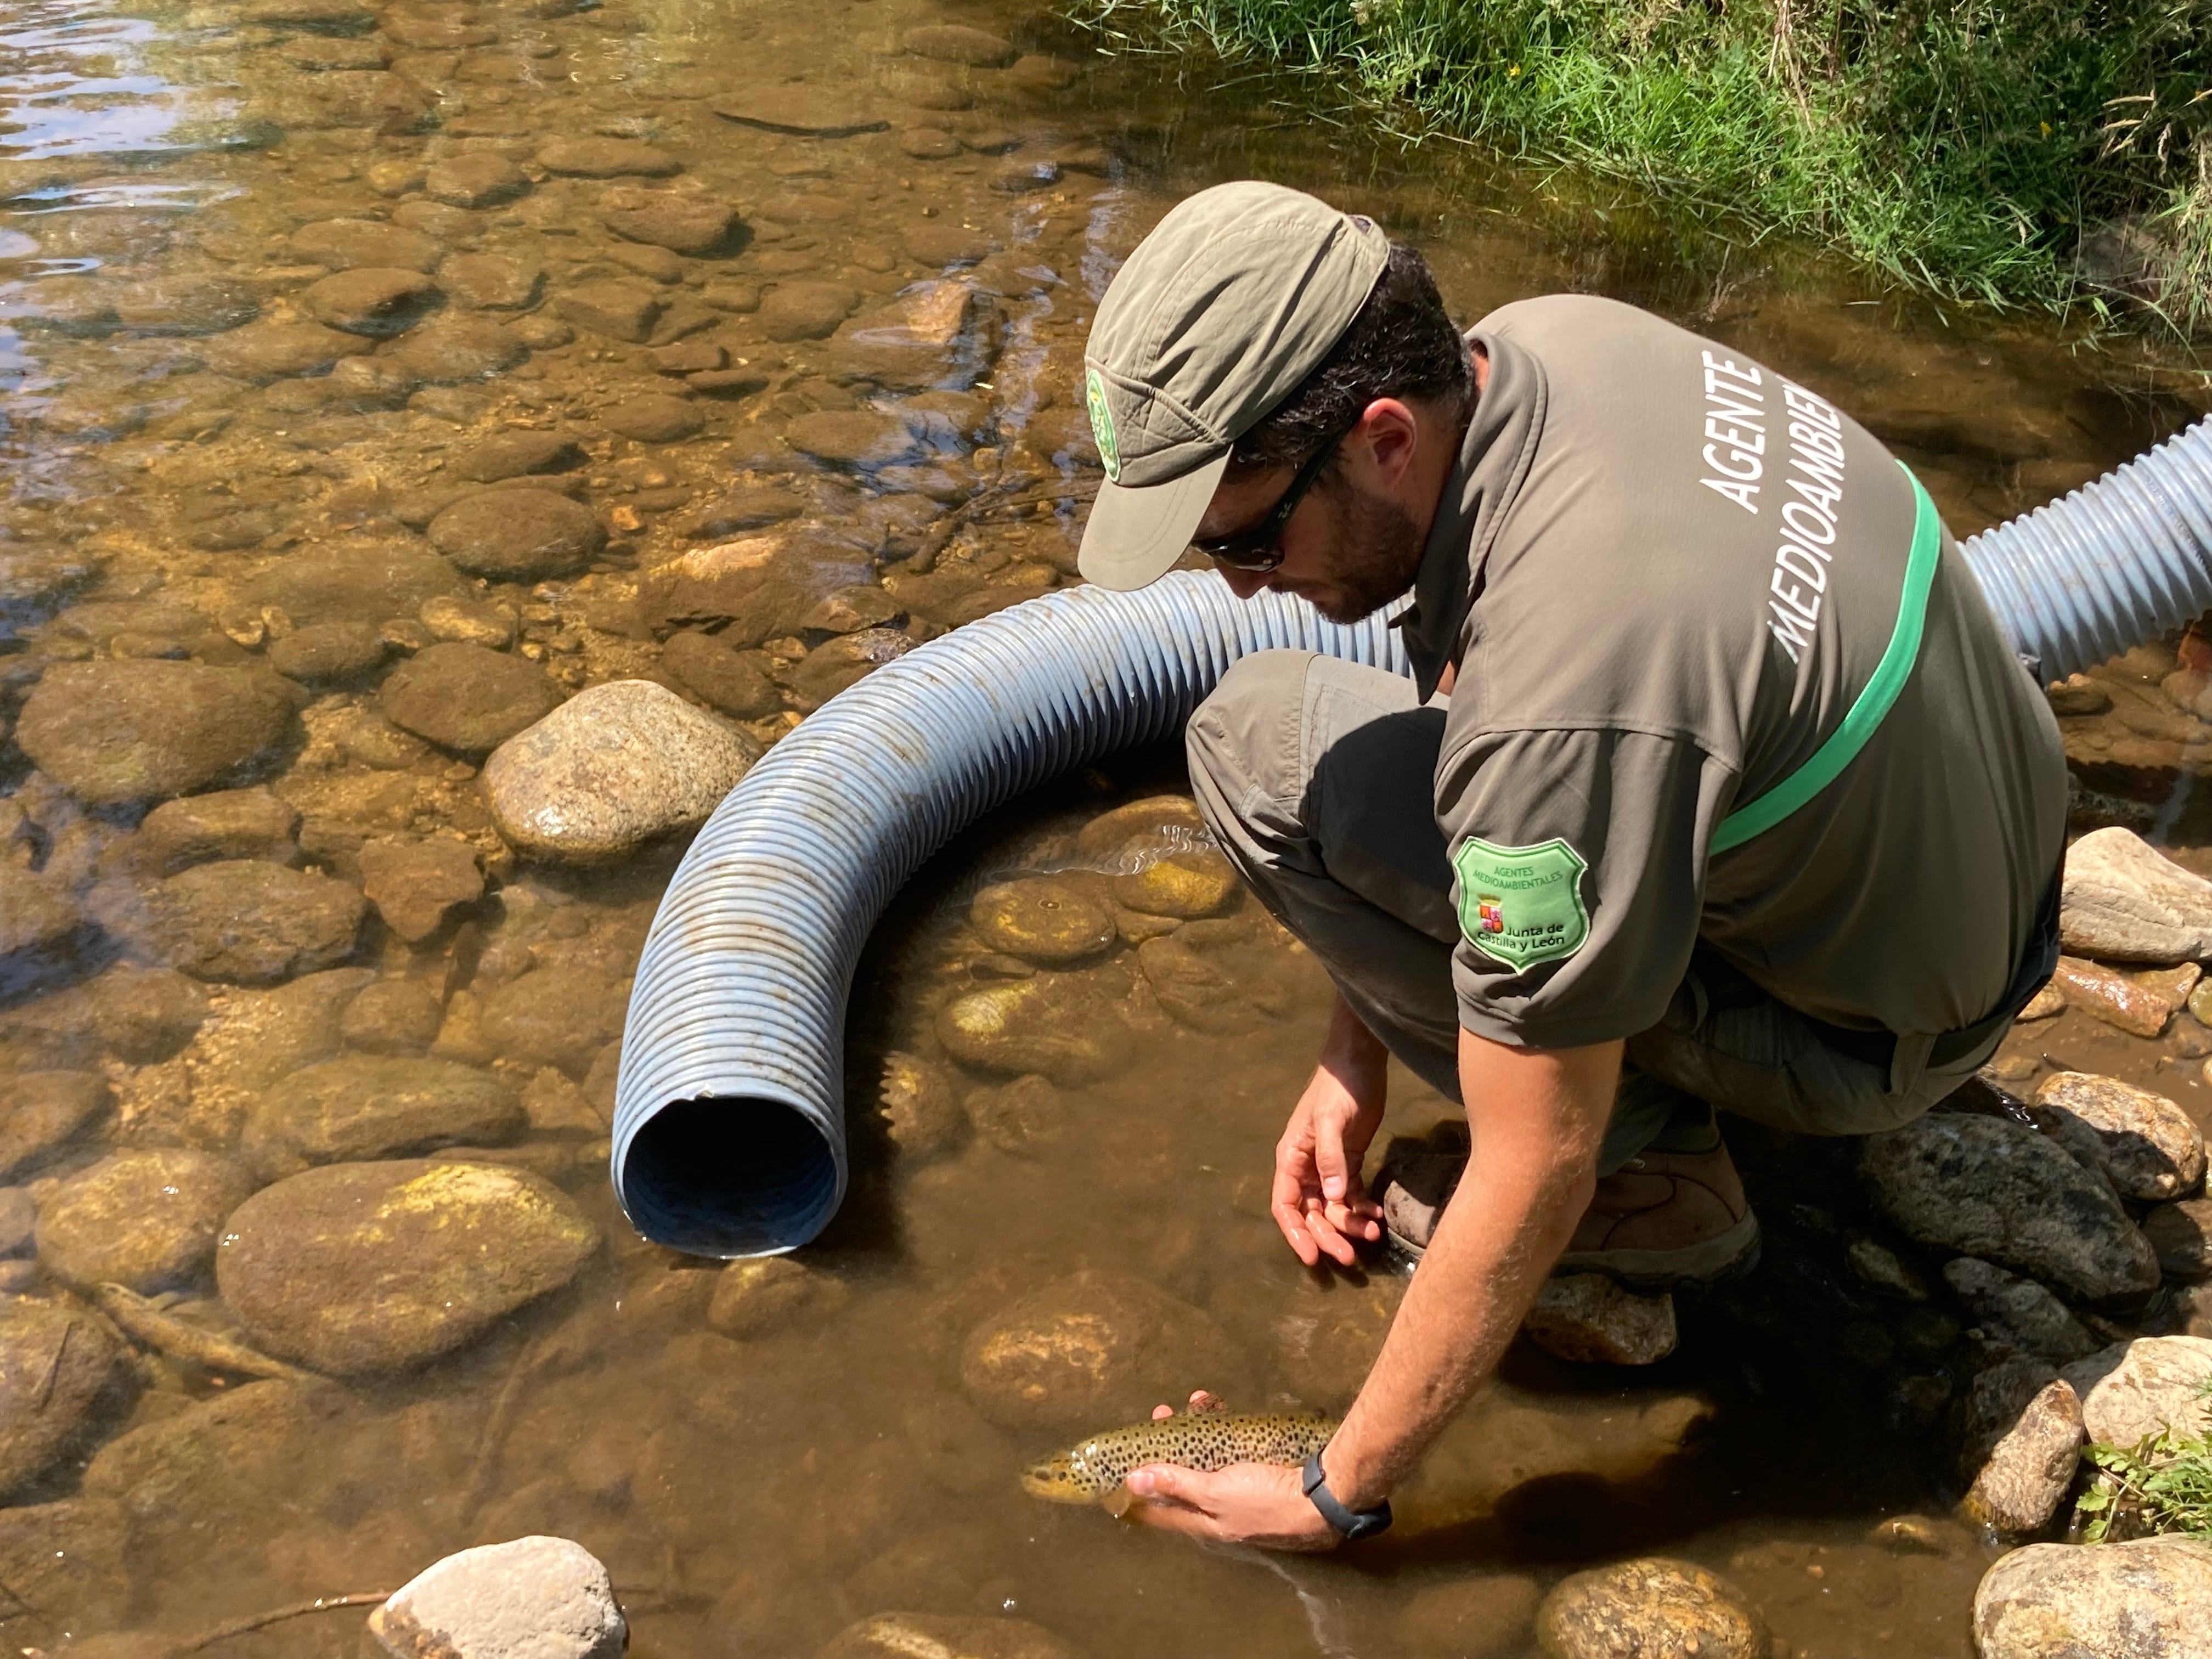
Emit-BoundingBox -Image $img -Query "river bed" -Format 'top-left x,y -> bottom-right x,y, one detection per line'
2,0 -> 2210,1655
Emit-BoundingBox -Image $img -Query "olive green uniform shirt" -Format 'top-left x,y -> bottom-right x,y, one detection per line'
1404,295 -> 2068,1049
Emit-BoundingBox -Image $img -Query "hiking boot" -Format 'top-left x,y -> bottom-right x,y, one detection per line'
1555,1142 -> 1760,1289
1373,1127 -> 1759,1289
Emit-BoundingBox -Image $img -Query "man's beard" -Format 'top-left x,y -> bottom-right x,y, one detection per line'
1294,482 -> 1426,623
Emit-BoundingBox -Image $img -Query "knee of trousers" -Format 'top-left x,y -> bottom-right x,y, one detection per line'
1184,650 -> 1319,833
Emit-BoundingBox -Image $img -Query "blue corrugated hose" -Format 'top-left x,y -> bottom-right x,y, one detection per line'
616,415 -> 2212,1255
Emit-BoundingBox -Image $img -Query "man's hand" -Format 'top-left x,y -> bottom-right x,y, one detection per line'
1273,995 -> 1390,1266
1122,1460 -> 1339,1551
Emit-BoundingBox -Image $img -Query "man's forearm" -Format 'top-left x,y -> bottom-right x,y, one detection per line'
1318,1030 -> 1620,1509
1317,989 -> 1389,1085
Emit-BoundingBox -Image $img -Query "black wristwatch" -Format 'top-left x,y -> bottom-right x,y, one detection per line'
1301,1449 -> 1393,1541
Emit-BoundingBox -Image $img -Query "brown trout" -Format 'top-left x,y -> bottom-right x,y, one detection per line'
90,1283 -> 317,1384
1022,1410 -> 1339,1504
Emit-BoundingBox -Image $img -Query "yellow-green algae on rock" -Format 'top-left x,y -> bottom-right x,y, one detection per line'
216,1158 -> 600,1376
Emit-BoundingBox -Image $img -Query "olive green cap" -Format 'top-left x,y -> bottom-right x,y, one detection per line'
1077,181 -> 1390,590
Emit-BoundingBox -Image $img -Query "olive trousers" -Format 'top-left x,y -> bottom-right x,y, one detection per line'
1183,650 -> 2013,1175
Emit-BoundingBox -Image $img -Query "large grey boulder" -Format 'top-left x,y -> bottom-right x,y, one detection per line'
1973,1536 -> 2212,1658
484,679 -> 759,862
15,661 -> 294,806
366,1536 -> 625,1659
1860,1113 -> 2160,1302
1942,1257 -> 2102,1364
2060,827 -> 2212,964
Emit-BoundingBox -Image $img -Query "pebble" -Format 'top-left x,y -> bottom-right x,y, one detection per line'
817,1615 -> 1076,1659
1860,1111 -> 2161,1302
14,659 -> 295,806
898,127 -> 963,161
961,1269 -> 1242,1430
111,275 -> 259,334
484,679 -> 760,861
937,973 -> 1128,1085
1114,849 -> 1239,918
100,860 -> 366,984
2030,1071 -> 2207,1199
204,319 -> 371,380
35,1148 -> 253,1292
0,1300 -> 126,1498
969,878 -> 1115,966
139,787 -> 299,872
1952,1359 -> 2083,1533
803,585 -> 905,634
2143,1197 -> 2212,1279
441,251 -> 543,310
903,222 -> 995,267
1974,1536 -> 2212,1658
876,1051 -> 966,1159
367,1536 -> 626,1659
1396,1574 -> 1542,1659
966,1073 -> 1069,1155
291,218 -> 443,273
430,489 -> 607,580
218,1158 -> 600,1374
421,594 -> 520,648
1534,1559 -> 1767,1659
2062,1334 -> 2212,1444
268,618 -> 390,684
603,195 -> 738,256
602,392 -> 703,443
661,630 -> 782,719
243,1054 -> 524,1180
758,281 -> 863,342
0,1070 -> 110,1181
358,836 -> 484,943
455,429 -> 584,481
2059,826 -> 2212,963
1522,1273 -> 1678,1365
381,641 -> 564,753
300,267 -> 440,336
425,152 -> 529,208
555,279 -> 662,342
1942,1256 -> 2101,1363
341,977 -> 445,1056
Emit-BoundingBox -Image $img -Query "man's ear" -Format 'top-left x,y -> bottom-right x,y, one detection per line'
1353,398 -> 1421,485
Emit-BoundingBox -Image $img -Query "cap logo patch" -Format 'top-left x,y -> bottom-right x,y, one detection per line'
1452,836 -> 1589,971
1085,368 -> 1121,482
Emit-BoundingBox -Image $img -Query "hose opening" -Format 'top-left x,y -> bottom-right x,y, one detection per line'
618,1094 -> 837,1257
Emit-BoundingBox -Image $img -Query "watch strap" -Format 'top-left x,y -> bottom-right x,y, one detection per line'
1301,1449 -> 1392,1541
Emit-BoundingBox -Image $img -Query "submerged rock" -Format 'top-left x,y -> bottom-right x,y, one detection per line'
430,489 -> 607,582
1113,849 -> 1239,918
0,1300 -> 126,1497
81,1376 -> 329,1528
1522,1273 -> 1677,1366
99,859 -> 366,984
484,679 -> 760,861
661,630 -> 781,719
367,1536 -> 626,1659
217,1159 -> 600,1374
969,878 -> 1116,966
1942,1257 -> 2102,1364
936,973 -> 1128,1086
477,964 -> 626,1076
1973,1536 -> 2212,1659
1534,1558 -> 1766,1659
1860,1112 -> 2160,1302
2143,1198 -> 2212,1279
0,864 -> 80,963
358,837 -> 484,943
380,642 -> 564,754
2059,826 -> 2212,963
15,660 -> 294,806
707,1257 -> 848,1338
35,1148 -> 253,1291
0,1070 -> 110,1182
0,1497 -> 129,1631
242,1056 -> 524,1178
961,1269 -> 1242,1430
1397,1574 -> 1543,1659
139,787 -> 300,872
817,1613 -> 1078,1659
2032,1071 -> 2207,1200
876,1051 -> 966,1159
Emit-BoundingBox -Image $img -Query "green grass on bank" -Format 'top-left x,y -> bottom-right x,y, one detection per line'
2081,1427 -> 2212,1539
1070,0 -> 2212,327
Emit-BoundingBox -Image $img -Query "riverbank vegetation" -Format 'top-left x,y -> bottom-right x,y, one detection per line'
1070,0 -> 2212,330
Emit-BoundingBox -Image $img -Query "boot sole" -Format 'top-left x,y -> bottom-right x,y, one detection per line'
1385,1212 -> 1762,1288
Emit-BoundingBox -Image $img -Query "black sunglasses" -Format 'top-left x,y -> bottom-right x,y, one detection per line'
1190,431 -> 1346,572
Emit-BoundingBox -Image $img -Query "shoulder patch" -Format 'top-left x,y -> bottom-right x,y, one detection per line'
1452,836 -> 1590,972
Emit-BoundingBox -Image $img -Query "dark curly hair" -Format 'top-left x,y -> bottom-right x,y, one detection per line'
1228,240 -> 1472,474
